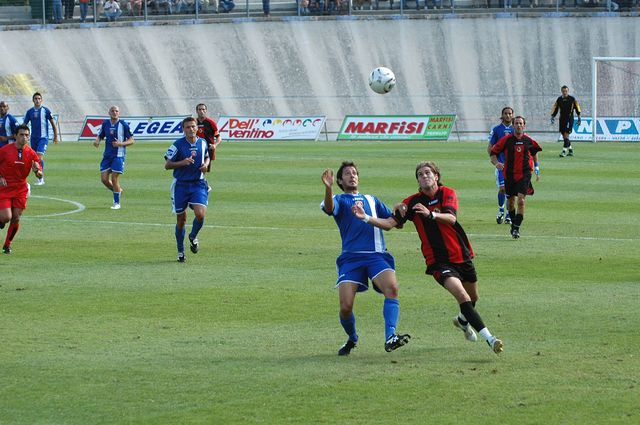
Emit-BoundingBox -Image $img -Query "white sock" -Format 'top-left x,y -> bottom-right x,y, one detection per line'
479,327 -> 495,343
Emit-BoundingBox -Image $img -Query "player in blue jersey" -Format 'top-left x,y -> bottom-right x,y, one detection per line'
0,101 -> 19,148
22,92 -> 59,186
321,161 -> 410,355
164,116 -> 210,263
487,106 -> 514,225
93,106 -> 134,210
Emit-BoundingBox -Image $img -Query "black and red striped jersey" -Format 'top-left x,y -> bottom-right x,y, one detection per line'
395,186 -> 474,267
491,133 -> 542,182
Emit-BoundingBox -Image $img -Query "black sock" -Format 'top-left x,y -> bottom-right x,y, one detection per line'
460,301 -> 486,332
515,213 -> 523,226
563,138 -> 570,148
508,209 -> 516,221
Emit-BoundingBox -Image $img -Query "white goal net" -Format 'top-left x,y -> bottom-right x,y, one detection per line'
592,57 -> 640,142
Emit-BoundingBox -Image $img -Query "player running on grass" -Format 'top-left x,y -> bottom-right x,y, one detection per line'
352,161 -> 504,355
487,106 -> 514,225
321,161 -> 410,356
0,125 -> 43,254
164,116 -> 210,263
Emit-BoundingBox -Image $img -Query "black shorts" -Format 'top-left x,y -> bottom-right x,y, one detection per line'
505,175 -> 533,197
559,117 -> 574,134
426,260 -> 477,286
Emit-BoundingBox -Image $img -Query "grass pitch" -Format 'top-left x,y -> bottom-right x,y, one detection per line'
1,140 -> 639,424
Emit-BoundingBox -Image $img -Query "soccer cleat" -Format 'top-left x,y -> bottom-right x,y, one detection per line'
384,333 -> 411,352
189,236 -> 199,254
177,253 -> 186,263
511,227 -> 520,239
488,338 -> 504,354
2,245 -> 11,254
35,178 -> 45,185
504,216 -> 512,224
453,317 -> 478,342
567,149 -> 574,157
110,203 -> 121,210
559,151 -> 567,158
0,221 -> 4,229
338,339 -> 357,356
496,212 -> 504,225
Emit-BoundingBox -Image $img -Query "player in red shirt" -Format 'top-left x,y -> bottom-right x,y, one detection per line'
352,161 -> 504,355
490,116 -> 542,239
195,103 -> 221,169
0,124 -> 43,254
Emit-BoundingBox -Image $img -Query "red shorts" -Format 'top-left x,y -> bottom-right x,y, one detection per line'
0,185 -> 28,210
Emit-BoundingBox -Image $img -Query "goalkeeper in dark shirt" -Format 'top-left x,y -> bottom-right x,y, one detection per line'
551,85 -> 582,157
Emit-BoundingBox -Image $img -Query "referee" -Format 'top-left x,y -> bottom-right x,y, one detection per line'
551,85 -> 582,157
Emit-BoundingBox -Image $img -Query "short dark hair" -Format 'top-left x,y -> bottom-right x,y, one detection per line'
182,116 -> 197,127
32,92 -> 42,100
336,161 -> 357,191
501,106 -> 514,115
16,124 -> 30,134
415,161 -> 442,186
561,85 -> 569,90
196,103 -> 207,111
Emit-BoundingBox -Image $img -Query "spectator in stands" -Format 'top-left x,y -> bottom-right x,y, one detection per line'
263,0 -> 270,16
64,0 -> 75,19
299,0 -> 310,14
52,0 -> 63,23
79,0 -> 90,21
219,0 -> 235,12
173,0 -> 187,13
425,0 -> 442,9
308,0 -> 324,12
104,0 -> 123,20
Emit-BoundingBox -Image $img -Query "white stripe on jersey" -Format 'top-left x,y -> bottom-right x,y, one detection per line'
117,122 -> 125,157
364,194 -> 385,252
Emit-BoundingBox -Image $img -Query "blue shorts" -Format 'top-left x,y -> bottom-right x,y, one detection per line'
31,137 -> 48,155
494,168 -> 505,189
335,252 -> 395,294
100,156 -> 125,174
171,179 -> 209,214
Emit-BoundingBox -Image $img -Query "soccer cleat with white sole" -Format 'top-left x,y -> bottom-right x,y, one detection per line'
496,212 -> 504,224
110,203 -> 121,210
453,317 -> 477,342
385,333 -> 411,352
189,236 -> 199,254
177,253 -> 186,263
488,338 -> 504,354
35,178 -> 45,185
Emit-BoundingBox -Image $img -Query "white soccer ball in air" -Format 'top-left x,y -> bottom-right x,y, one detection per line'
368,66 -> 396,94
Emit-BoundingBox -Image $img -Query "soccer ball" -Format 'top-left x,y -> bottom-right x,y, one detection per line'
368,67 -> 396,94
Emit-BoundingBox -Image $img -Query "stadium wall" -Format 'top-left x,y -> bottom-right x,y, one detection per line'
0,16 -> 637,140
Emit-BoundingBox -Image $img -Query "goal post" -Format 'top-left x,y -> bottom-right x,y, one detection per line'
592,57 -> 640,143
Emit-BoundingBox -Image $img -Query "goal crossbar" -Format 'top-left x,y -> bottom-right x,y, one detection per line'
592,57 -> 640,143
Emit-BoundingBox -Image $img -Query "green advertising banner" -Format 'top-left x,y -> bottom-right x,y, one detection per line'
337,115 -> 457,141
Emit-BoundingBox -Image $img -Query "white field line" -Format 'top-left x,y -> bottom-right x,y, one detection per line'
23,195 -> 638,243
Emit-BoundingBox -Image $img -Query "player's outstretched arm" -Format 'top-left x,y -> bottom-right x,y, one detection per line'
352,204 -> 398,231
321,169 -> 334,213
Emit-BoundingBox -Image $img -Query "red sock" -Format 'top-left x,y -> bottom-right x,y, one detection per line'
4,221 -> 19,247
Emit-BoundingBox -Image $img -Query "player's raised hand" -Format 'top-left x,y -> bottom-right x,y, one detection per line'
321,169 -> 334,188
393,203 -> 407,218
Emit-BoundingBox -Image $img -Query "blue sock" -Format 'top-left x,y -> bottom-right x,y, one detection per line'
498,192 -> 506,211
189,217 -> 204,240
113,191 -> 121,204
175,225 -> 185,253
40,159 -> 45,174
383,298 -> 399,340
340,313 -> 357,342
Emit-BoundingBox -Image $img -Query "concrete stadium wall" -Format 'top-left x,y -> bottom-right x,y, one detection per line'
0,15 -> 638,139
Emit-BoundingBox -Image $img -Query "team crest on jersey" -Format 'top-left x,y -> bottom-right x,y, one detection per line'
354,200 -> 364,209
517,146 -> 522,152
427,198 -> 439,206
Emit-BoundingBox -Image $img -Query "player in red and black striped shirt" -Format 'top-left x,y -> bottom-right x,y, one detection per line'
195,103 -> 221,173
352,161 -> 504,355
490,116 -> 541,239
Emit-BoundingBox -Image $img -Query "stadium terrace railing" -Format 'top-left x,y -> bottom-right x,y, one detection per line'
0,0 -> 633,26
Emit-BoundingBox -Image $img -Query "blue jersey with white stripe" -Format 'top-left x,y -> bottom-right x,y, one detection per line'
23,106 -> 54,142
164,136 -> 209,182
322,192 -> 392,253
0,113 -> 18,146
488,122 -> 513,163
98,119 -> 133,158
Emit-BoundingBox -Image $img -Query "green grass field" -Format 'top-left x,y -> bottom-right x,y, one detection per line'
1,140 -> 639,424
